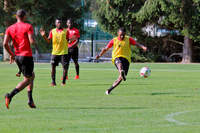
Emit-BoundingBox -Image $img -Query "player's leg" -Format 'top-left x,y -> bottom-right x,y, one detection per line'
61,54 -> 70,85
50,55 -> 59,86
27,72 -> 36,108
106,75 -> 122,95
15,56 -> 22,77
5,57 -> 33,109
24,58 -> 36,108
71,47 -> 79,79
105,57 -> 130,95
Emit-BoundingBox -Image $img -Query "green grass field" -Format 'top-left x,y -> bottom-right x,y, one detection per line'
1,62 -> 200,133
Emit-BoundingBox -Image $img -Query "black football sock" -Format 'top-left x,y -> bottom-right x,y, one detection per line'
107,79 -> 122,93
62,72 -> 67,84
51,75 -> 56,84
9,88 -> 20,98
28,90 -> 33,103
108,86 -> 115,94
75,64 -> 79,75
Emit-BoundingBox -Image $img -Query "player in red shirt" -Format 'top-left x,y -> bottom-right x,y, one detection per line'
66,19 -> 80,79
3,9 -> 37,109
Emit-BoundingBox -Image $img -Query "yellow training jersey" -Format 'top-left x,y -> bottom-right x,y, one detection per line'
112,36 -> 131,63
52,28 -> 68,55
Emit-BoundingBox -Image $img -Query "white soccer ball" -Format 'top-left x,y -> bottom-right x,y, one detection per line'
140,67 -> 151,78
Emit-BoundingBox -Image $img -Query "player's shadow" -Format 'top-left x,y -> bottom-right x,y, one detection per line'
175,96 -> 192,98
150,92 -> 175,95
43,106 -> 147,110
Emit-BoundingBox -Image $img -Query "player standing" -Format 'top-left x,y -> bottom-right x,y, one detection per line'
3,9 -> 36,109
96,28 -> 147,95
66,19 -> 80,79
40,18 -> 70,86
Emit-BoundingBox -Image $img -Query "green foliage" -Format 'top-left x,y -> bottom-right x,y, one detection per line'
93,0 -> 146,36
1,0 -> 87,53
136,0 -> 200,42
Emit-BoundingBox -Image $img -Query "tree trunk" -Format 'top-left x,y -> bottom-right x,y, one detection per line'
181,36 -> 192,63
3,0 -> 11,61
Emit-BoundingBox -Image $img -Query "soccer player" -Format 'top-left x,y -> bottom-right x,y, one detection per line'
3,9 -> 36,109
66,19 -> 80,79
40,18 -> 70,86
96,27 -> 147,95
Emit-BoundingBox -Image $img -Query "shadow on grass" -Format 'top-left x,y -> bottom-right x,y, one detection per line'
175,96 -> 192,98
151,92 -> 175,95
42,106 -> 147,110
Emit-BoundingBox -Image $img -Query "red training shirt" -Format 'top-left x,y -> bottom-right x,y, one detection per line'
67,27 -> 80,48
5,22 -> 34,57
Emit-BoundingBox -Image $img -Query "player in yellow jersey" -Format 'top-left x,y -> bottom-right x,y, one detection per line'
96,28 -> 147,95
40,18 -> 70,86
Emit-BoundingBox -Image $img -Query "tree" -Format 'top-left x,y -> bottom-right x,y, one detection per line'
1,0 -> 85,55
93,0 -> 156,62
93,0 -> 146,37
136,0 -> 200,63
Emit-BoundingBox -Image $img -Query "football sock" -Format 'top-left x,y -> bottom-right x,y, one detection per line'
108,86 -> 115,94
9,88 -> 20,98
52,75 -> 56,84
75,64 -> 79,76
28,90 -> 33,103
62,74 -> 67,84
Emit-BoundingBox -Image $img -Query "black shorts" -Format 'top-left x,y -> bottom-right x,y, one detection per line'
15,56 -> 34,77
51,54 -> 70,67
68,47 -> 79,63
114,57 -> 130,75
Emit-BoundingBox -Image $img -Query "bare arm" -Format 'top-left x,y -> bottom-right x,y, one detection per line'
40,28 -> 51,44
69,38 -> 79,48
95,46 -> 110,59
28,33 -> 39,53
3,35 -> 15,64
135,43 -> 147,52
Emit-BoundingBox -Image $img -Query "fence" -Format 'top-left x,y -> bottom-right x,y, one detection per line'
32,40 -> 111,63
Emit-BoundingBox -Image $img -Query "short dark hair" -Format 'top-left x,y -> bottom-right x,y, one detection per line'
118,27 -> 126,33
67,18 -> 73,23
16,9 -> 26,18
56,18 -> 62,21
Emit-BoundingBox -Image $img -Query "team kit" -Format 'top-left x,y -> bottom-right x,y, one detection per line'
3,9 -> 147,109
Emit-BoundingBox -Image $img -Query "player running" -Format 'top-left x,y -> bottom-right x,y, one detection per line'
40,18 -> 70,86
3,9 -> 37,109
96,27 -> 147,95
66,18 -> 80,79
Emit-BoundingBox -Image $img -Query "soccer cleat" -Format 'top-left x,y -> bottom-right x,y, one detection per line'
120,70 -> 126,81
74,75 -> 79,80
61,83 -> 66,86
16,73 -> 21,77
50,82 -> 56,86
105,90 -> 110,95
61,76 -> 68,80
28,101 -> 36,108
5,93 -> 11,109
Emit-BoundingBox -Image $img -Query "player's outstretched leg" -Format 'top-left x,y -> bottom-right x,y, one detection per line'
105,76 -> 122,95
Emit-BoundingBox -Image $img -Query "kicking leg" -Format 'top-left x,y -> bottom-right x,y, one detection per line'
106,75 -> 122,95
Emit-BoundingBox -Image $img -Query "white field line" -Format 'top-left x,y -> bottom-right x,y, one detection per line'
165,111 -> 190,125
